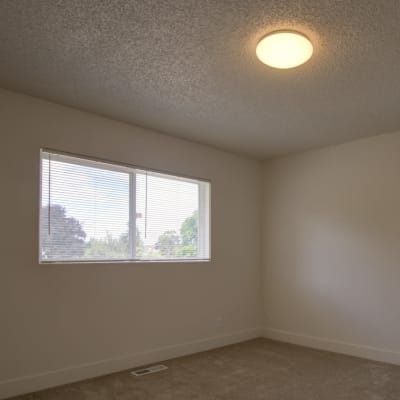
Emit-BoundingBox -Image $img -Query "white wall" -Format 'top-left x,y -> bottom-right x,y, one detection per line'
0,89 -> 262,398
4,86 -> 400,399
262,131 -> 400,364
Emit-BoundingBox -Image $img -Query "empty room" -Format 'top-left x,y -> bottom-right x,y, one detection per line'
1,1 -> 400,399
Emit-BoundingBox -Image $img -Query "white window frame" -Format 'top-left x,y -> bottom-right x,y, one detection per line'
39,149 -> 211,264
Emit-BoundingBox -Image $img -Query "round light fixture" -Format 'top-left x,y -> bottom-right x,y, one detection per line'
256,31 -> 313,69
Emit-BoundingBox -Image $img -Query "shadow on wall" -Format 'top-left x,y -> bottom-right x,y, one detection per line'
263,148 -> 400,350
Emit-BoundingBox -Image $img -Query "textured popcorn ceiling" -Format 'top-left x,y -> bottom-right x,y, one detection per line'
1,1 -> 400,159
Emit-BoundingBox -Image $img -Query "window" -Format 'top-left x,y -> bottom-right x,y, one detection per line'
40,150 -> 210,263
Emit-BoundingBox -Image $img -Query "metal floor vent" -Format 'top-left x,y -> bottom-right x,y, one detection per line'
131,364 -> 168,377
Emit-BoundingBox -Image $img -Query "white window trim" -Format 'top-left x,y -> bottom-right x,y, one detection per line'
39,148 -> 211,264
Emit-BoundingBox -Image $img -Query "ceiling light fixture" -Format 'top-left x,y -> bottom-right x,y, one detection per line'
256,30 -> 313,69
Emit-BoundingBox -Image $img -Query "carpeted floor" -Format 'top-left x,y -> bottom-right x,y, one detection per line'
11,338 -> 400,399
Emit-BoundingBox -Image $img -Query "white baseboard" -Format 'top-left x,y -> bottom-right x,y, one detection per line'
263,327 -> 400,366
0,327 -> 262,399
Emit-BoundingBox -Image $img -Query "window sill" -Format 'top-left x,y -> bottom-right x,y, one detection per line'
39,258 -> 211,265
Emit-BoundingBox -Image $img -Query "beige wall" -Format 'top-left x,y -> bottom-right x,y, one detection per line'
262,131 -> 400,363
0,89 -> 262,398
3,85 -> 400,398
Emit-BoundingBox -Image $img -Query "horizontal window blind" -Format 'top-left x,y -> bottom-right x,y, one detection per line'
40,150 -> 210,263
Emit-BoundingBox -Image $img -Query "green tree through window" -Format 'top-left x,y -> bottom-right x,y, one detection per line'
154,211 -> 198,258
155,230 -> 180,257
41,206 -> 199,261
177,210 -> 198,257
41,205 -> 86,260
84,228 -> 144,259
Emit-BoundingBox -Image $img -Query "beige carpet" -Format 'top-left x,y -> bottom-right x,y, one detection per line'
11,338 -> 400,399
